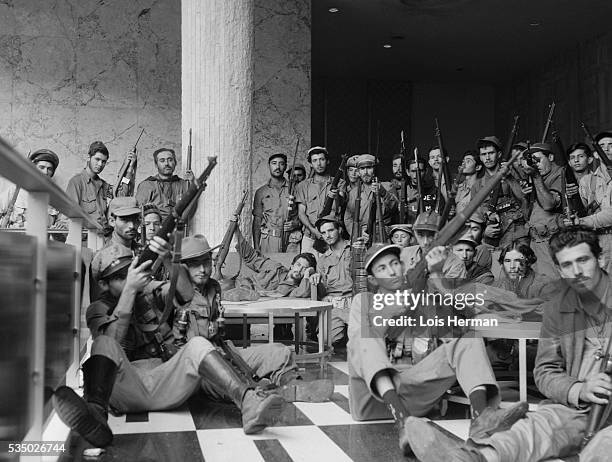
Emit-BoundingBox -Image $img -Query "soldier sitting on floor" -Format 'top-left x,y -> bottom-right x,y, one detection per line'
52,236 -> 289,448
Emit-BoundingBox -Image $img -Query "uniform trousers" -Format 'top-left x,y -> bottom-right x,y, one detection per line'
475,403 -> 589,462
598,234 -> 612,275
92,335 -> 296,413
349,338 -> 498,421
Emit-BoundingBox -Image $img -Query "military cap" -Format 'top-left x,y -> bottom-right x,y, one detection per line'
595,130 -> 612,142
477,136 -> 502,151
108,197 -> 141,217
142,203 -> 162,219
30,149 -> 59,171
454,237 -> 478,249
468,209 -> 485,225
364,243 -> 402,273
315,214 -> 343,231
524,142 -> 554,156
99,255 -> 133,281
268,153 -> 287,163
88,140 -> 109,157
346,155 -> 360,168
91,243 -> 133,280
307,146 -> 328,162
511,141 -> 528,151
290,163 -> 306,173
413,210 -> 440,232
181,234 -> 212,261
357,154 -> 376,168
388,224 -> 413,236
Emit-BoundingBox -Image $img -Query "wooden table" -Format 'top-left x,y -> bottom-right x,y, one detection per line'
222,298 -> 333,366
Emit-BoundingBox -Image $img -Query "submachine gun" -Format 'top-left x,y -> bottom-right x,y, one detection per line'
486,115 -> 519,247
135,156 -> 218,361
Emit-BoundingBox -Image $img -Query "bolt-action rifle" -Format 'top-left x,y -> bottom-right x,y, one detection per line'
114,128 -> 144,197
282,139 -> 300,252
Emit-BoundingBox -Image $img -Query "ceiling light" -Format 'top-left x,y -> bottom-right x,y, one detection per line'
383,44 -> 392,49
328,7 -> 339,13
529,20 -> 542,27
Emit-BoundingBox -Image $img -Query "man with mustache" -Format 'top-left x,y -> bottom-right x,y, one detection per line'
343,154 -> 398,241
252,153 -> 300,253
471,136 -> 527,251
66,141 -> 114,233
308,215 -> 353,346
347,243 -> 513,457
402,227 -> 612,461
135,148 -> 194,222
1,149 -> 63,229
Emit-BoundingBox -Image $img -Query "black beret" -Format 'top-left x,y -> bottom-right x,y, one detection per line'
30,149 -> 59,171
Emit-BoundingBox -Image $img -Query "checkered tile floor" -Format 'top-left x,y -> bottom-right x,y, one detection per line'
50,355 -> 482,462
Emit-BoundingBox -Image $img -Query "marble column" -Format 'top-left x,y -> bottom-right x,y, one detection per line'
181,0 -> 254,245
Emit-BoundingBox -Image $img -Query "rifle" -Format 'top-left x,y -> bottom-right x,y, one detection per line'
114,128 -> 144,197
140,205 -> 146,245
413,147 -> 424,215
134,157 -> 217,360
486,116 -> 520,247
582,329 -> 612,448
282,139 -> 300,252
312,153 -> 349,253
552,125 -> 587,219
581,122 -> 612,168
398,131 -> 408,222
213,190 -> 248,283
541,102 -> 555,143
187,129 -> 193,172
406,149 -> 523,290
373,176 -> 386,243
439,164 -> 465,228
350,179 -> 368,294
434,118 -> 452,197
1,150 -> 30,228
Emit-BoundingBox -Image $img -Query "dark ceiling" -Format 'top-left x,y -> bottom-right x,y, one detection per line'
313,0 -> 612,83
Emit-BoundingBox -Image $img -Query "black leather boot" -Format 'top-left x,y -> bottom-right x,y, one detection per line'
198,350 -> 285,434
52,355 -> 117,447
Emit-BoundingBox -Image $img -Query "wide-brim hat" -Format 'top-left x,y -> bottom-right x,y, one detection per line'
181,235 -> 212,261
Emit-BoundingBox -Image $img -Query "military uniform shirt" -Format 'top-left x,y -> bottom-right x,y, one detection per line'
317,240 -> 353,297
136,175 -> 191,221
66,169 -> 112,228
294,176 -> 334,237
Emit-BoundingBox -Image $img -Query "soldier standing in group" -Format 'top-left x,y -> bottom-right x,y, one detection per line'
343,154 -> 398,241
293,146 -> 341,254
405,154 -> 438,220
565,144 -> 612,273
287,163 -> 306,184
66,141 -> 113,234
521,142 -> 565,275
1,149 -> 62,229
471,136 -> 528,256
567,142 -> 595,184
135,148 -> 194,221
428,146 -> 448,199
455,150 -> 483,215
252,153 -> 299,253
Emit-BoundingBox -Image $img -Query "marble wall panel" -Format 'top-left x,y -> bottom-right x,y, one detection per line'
251,0 -> 311,191
0,0 -> 182,200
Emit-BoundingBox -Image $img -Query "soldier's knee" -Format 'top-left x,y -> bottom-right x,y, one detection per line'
90,335 -> 122,360
183,336 -> 215,359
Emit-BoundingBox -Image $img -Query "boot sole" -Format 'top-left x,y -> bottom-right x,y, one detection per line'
280,379 -> 334,402
243,394 -> 286,435
52,386 -> 113,448
402,417 -> 463,462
